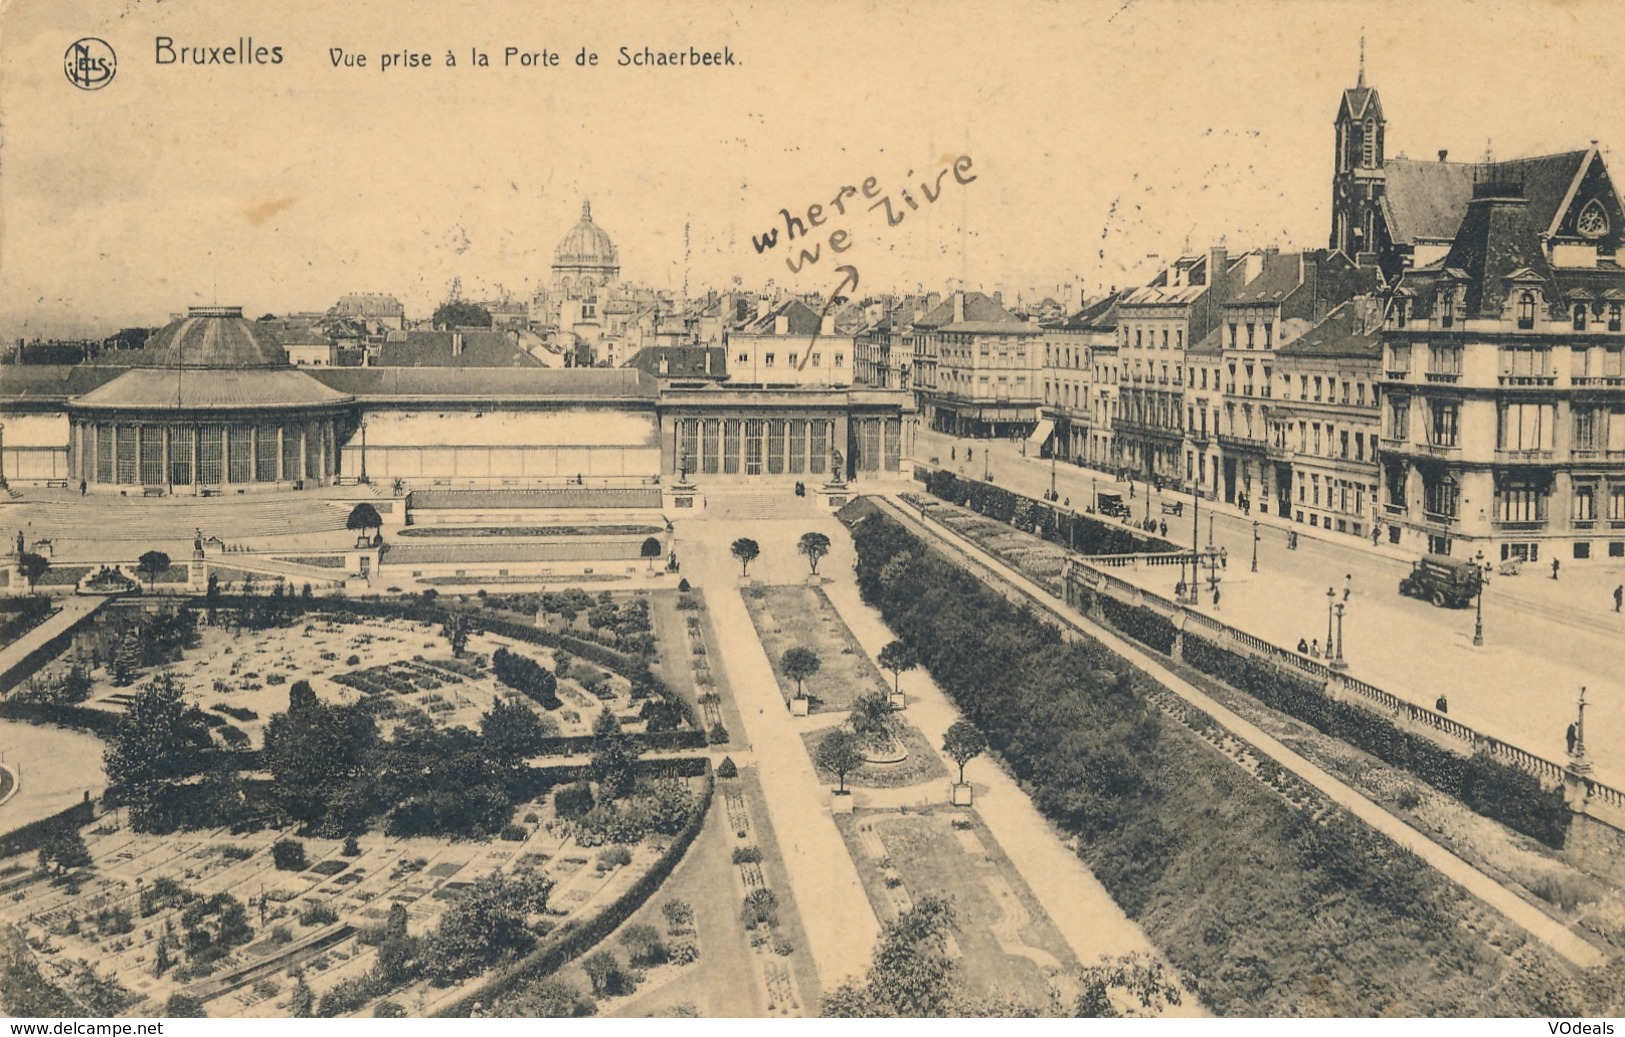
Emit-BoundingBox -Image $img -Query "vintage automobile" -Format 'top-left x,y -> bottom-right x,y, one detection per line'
1398,553 -> 1483,608
1095,491 -> 1131,519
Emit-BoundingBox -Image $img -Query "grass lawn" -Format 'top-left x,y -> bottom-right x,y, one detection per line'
835,808 -> 1079,1014
802,722 -> 946,789
648,590 -> 745,750
397,525 -> 665,539
741,585 -> 890,714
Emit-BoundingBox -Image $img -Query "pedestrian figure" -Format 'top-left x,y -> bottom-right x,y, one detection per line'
950,447 -> 955,460
1552,558 -> 1561,580
1343,574 -> 1353,602
1219,547 -> 1228,569
1160,520 -> 1168,539
1372,527 -> 1381,547
1130,481 -> 1136,498
79,479 -> 86,496
1566,722 -> 1578,755
1616,585 -> 1624,613
1063,496 -> 1070,507
1435,695 -> 1449,714
1310,639 -> 1320,657
1297,638 -> 1309,653
967,448 -> 973,462
1212,585 -> 1221,609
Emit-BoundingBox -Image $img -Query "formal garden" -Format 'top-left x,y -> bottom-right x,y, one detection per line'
835,497 -> 1625,1017
0,589 -> 723,1018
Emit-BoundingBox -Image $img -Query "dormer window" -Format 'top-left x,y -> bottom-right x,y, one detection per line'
1610,303 -> 1622,333
1517,291 -> 1536,330
1574,304 -> 1588,332
1438,290 -> 1455,329
1394,298 -> 1408,329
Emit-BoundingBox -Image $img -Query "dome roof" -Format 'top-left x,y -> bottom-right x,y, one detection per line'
136,306 -> 289,368
553,200 -> 619,269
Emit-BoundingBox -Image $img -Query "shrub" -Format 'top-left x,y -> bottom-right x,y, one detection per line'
269,924 -> 294,944
707,722 -> 729,745
554,780 -> 595,819
341,834 -> 361,856
668,939 -> 699,966
731,846 -> 763,865
597,845 -> 633,871
501,823 -> 528,842
677,578 -> 692,593
298,901 -> 339,927
374,1001 -> 407,1018
165,993 -> 207,1018
620,922 -> 667,967
271,838 -> 308,871
661,899 -> 693,933
741,888 -> 778,930
716,756 -> 738,779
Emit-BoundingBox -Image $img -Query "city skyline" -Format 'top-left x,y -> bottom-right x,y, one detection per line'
5,0 -> 1625,337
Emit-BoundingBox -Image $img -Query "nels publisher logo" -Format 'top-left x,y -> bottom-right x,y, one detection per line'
64,37 -> 117,90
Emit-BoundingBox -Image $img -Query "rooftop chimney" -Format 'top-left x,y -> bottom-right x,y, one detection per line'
821,314 -> 835,335
992,290 -> 1003,306
1208,246 -> 1228,292
757,297 -> 771,319
953,292 -> 965,323
1438,149 -> 1449,163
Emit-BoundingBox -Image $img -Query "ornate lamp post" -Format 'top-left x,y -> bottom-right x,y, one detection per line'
1326,586 -> 1336,660
1331,601 -> 1347,670
0,421 -> 7,489
983,446 -> 991,482
1050,449 -> 1058,501
1572,686 -> 1592,771
1251,520 -> 1260,573
358,417 -> 369,485
1473,549 -> 1485,647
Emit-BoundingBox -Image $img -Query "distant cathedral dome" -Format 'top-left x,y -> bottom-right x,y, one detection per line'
553,200 -> 620,278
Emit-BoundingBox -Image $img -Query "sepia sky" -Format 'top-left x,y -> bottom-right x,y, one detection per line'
3,0 -> 1624,335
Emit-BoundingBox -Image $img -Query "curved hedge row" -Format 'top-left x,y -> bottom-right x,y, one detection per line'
435,759 -> 715,1017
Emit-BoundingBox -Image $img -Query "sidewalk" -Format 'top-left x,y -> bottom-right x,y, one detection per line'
819,573 -> 1199,1007
0,595 -> 108,692
871,493 -> 1607,970
678,516 -> 881,990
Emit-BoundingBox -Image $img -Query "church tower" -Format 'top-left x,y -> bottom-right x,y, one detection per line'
1329,41 -> 1386,259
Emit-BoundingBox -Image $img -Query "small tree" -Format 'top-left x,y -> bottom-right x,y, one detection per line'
780,646 -> 821,700
662,899 -> 694,934
816,729 -> 864,793
640,536 -> 662,571
797,531 -> 831,576
942,720 -> 988,785
850,690 -> 892,738
442,614 -> 469,658
136,550 -> 171,591
37,828 -> 92,875
582,949 -> 620,997
16,552 -> 48,593
1075,952 -> 1184,1018
346,502 -> 383,542
730,537 -> 760,577
877,640 -> 917,696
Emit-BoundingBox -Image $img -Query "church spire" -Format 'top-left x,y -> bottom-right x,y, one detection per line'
582,199 -> 592,222
1357,33 -> 1365,88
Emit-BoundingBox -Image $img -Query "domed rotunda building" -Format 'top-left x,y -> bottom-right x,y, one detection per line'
551,199 -> 620,298
65,306 -> 354,493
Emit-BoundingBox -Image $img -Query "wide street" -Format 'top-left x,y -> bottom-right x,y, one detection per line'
917,429 -> 1625,791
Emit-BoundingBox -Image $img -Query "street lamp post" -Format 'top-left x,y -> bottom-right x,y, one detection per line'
984,447 -> 991,482
1326,587 -> 1336,660
1251,520 -> 1260,573
0,422 -> 7,489
1331,601 -> 1347,670
1573,686 -> 1592,771
1473,549 -> 1485,647
358,417 -> 369,485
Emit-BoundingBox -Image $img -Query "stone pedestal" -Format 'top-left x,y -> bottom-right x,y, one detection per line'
830,790 -> 854,814
815,481 -> 852,510
950,782 -> 974,806
789,696 -> 810,717
664,481 -> 703,512
888,691 -> 907,711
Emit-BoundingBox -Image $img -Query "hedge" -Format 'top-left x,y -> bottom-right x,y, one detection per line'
435,759 -> 715,1017
919,468 -> 1178,555
1178,631 -> 1570,847
0,798 -> 96,860
0,700 -> 122,736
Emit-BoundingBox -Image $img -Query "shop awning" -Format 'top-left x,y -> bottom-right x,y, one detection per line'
1026,418 -> 1055,448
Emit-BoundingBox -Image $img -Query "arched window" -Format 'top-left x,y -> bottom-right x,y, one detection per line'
1517,291 -> 1536,330
1337,122 -> 1349,173
1574,303 -> 1588,331
1362,118 -> 1377,167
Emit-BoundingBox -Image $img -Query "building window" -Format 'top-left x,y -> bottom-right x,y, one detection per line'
1574,483 -> 1597,522
140,427 -> 165,486
835,353 -> 845,367
1611,303 -> 1623,333
1574,304 -> 1588,331
1246,323 -> 1256,349
1362,117 -> 1377,167
1575,407 -> 1600,450
788,420 -> 806,474
702,419 -> 721,474
1429,401 -> 1459,446
788,353 -> 798,367
764,353 -> 776,367
1424,476 -> 1460,520
737,353 -> 749,364
1498,402 -> 1551,451
1340,430 -> 1350,458
1355,432 -> 1365,461
1385,462 -> 1407,507
811,352 -> 822,366
1389,396 -> 1410,439
257,426 -> 280,482
767,420 -> 786,474
96,425 -> 114,483
1610,484 -> 1625,521
1495,479 -> 1547,524
723,420 -> 741,474
1428,343 -> 1462,376
1517,291 -> 1536,330
1229,323 -> 1238,349
809,421 -> 828,474
679,420 -> 700,473
1438,290 -> 1456,328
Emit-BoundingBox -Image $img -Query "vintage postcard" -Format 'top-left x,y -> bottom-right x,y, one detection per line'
1,0 -> 1623,1024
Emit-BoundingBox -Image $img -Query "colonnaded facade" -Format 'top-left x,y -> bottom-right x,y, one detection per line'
0,305 -> 914,492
